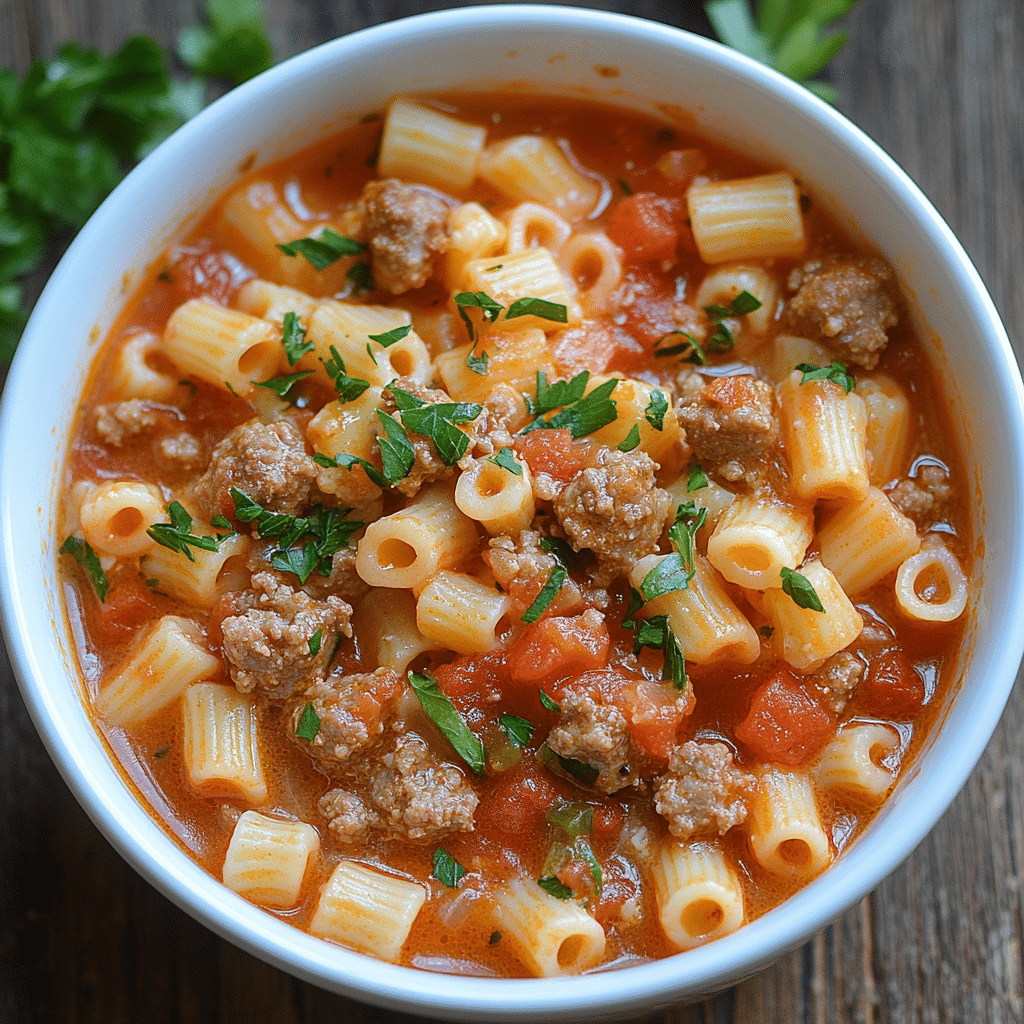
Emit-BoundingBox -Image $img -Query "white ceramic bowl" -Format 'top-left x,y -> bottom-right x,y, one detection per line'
2,6 -> 1022,1020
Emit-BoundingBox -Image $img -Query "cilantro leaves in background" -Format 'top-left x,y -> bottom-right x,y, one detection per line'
0,0 -> 273,364
704,0 -> 858,103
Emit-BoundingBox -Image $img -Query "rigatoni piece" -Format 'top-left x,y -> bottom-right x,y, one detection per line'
769,333 -> 833,385
489,876 -> 606,977
760,560 -> 863,671
585,375 -> 682,463
747,767 -> 832,877
856,374 -> 912,485
234,278 -> 319,326
442,202 -> 507,287
663,473 -> 737,537
355,483 -> 479,591
143,530 -> 249,609
630,554 -> 761,665
309,860 -> 426,961
307,386 -> 385,504
356,588 -> 440,674
649,841 -> 745,951
163,298 -> 282,396
454,454 -> 535,536
894,539 -> 969,622
478,135 -> 602,222
777,369 -> 870,501
814,723 -> 900,800
687,171 -> 805,264
416,570 -> 511,653
222,810 -> 320,909
693,264 -> 779,336
706,495 -> 814,590
435,327 -> 556,404
97,616 -> 219,728
558,231 -> 624,317
109,329 -> 180,401
182,682 -> 266,804
817,487 -> 920,596
378,98 -> 486,192
503,202 -> 572,256
79,480 -> 167,558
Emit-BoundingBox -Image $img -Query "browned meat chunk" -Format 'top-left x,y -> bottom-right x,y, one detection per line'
359,179 -> 451,294
156,431 -> 203,470
484,529 -> 584,616
811,651 -> 865,714
382,377 -> 459,496
468,383 -> 524,457
300,547 -> 371,603
785,255 -> 899,370
288,667 -> 401,766
547,688 -> 643,794
677,374 -> 778,483
95,399 -> 173,445
221,571 -> 352,700
887,463 -> 953,527
654,740 -> 755,840
319,731 -> 478,841
553,447 -> 671,582
192,418 -> 318,522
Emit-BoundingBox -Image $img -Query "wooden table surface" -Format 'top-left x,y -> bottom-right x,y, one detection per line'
1,1 -> 1022,1021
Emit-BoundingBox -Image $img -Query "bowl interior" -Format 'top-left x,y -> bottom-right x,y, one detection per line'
1,7 -> 1021,1020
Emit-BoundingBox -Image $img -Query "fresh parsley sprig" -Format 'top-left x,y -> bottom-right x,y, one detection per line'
780,565 -> 825,611
796,360 -> 855,392
519,370 -> 619,440
389,385 -> 482,466
521,564 -> 567,624
60,535 -> 108,601
147,501 -> 234,562
277,228 -> 364,270
322,344 -> 371,403
409,671 -> 487,775
432,847 -> 468,888
633,614 -> 689,692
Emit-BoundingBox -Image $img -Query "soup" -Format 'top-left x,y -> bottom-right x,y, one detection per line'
58,93 -> 970,977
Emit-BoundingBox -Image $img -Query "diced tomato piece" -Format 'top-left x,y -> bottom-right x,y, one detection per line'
608,193 -> 683,262
594,852 -> 641,925
550,320 -> 643,377
434,650 -> 509,717
863,649 -> 926,717
735,670 -> 834,765
475,760 -> 562,849
513,428 -> 585,482
591,801 -> 624,838
507,615 -> 610,685
92,578 -> 159,645
617,269 -> 701,349
703,374 -> 764,411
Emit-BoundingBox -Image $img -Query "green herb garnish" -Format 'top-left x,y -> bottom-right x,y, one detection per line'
687,463 -> 709,492
281,311 -> 313,366
454,290 -> 504,342
178,0 -> 274,85
521,565 -> 567,624
617,423 -> 641,452
498,713 -> 534,748
780,566 -> 825,612
321,344 -> 371,403
519,371 -> 619,440
633,614 -> 688,692
489,447 -> 523,476
409,671 -> 487,775
432,847 -> 467,888
796,360 -> 856,392
539,689 -> 561,713
505,297 -> 568,324
295,702 -> 321,741
537,742 -> 600,787
307,627 -> 323,657
60,536 -> 108,601
538,876 -> 574,900
367,323 -> 412,349
645,390 -> 668,431
252,370 -> 312,398
466,349 -> 490,375
374,410 -> 416,482
654,330 -> 708,366
277,228 -> 363,270
147,501 -> 232,561
390,386 -> 482,466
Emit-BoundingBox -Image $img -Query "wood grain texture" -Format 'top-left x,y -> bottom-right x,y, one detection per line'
1,0 -> 1022,1021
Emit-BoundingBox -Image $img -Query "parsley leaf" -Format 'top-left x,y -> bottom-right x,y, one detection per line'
312,451 -> 388,489
375,410 -> 416,482
654,330 -> 708,365
705,0 -> 858,104
547,804 -> 593,839
308,627 -> 323,656
346,261 -> 373,294
489,447 -> 523,475
520,372 -> 619,439
521,565 -> 567,624
780,566 -> 825,612
367,323 -> 412,349
177,0 -> 273,85
489,931 -> 502,945
645,390 -> 668,430
147,501 -> 231,562
409,671 -> 486,775
282,310 -> 313,366
639,504 -> 706,601
796,360 -> 856,392
390,387 -> 482,466
277,227 -> 364,270
537,742 -> 600,786
466,349 -> 489,375
525,370 -> 589,418
617,423 -> 641,452
621,586 -> 645,630
505,297 -> 568,323
454,290 -> 504,341
539,689 -> 561,713
295,702 -> 321,741
498,713 -> 534,748
538,875 -> 573,900
432,847 -> 467,888
687,463 -> 709,492
539,535 -> 579,571
633,614 -> 688,691
60,535 -> 108,602
252,370 -> 312,398
322,344 -> 371,403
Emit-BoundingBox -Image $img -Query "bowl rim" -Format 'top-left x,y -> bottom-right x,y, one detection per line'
2,5 -> 1023,1019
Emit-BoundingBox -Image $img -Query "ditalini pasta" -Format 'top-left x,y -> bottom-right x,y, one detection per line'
59,93 -> 971,978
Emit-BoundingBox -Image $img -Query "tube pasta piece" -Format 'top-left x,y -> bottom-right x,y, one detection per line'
761,560 -> 863,672
307,386 -> 386,504
306,301 -> 430,388
355,483 -> 479,591
856,375 -> 912,485
489,876 -> 606,977
110,329 -> 180,401
817,487 -> 921,596
687,171 -> 805,264
748,767 -> 832,877
558,232 -> 623,317
694,264 -> 778,336
664,474 -> 737,535
310,860 -> 426,960
503,202 -> 572,256
143,530 -> 249,609
585,375 -> 682,463
416,570 -> 511,653
777,369 -> 870,502
457,248 -> 582,334
454,453 -> 534,536
378,98 -> 487,193
630,554 -> 761,666
435,327 -> 556,404
235,278 -> 319,325
706,496 -> 814,591
442,202 -> 507,287
769,333 -> 833,385
222,810 -> 320,909
163,298 -> 282,396
895,539 -> 968,622
183,682 -> 266,804
79,480 -> 167,557
97,616 -> 219,728
478,135 -> 603,222
356,588 -> 441,674
649,841 -> 745,951
814,722 -> 900,800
